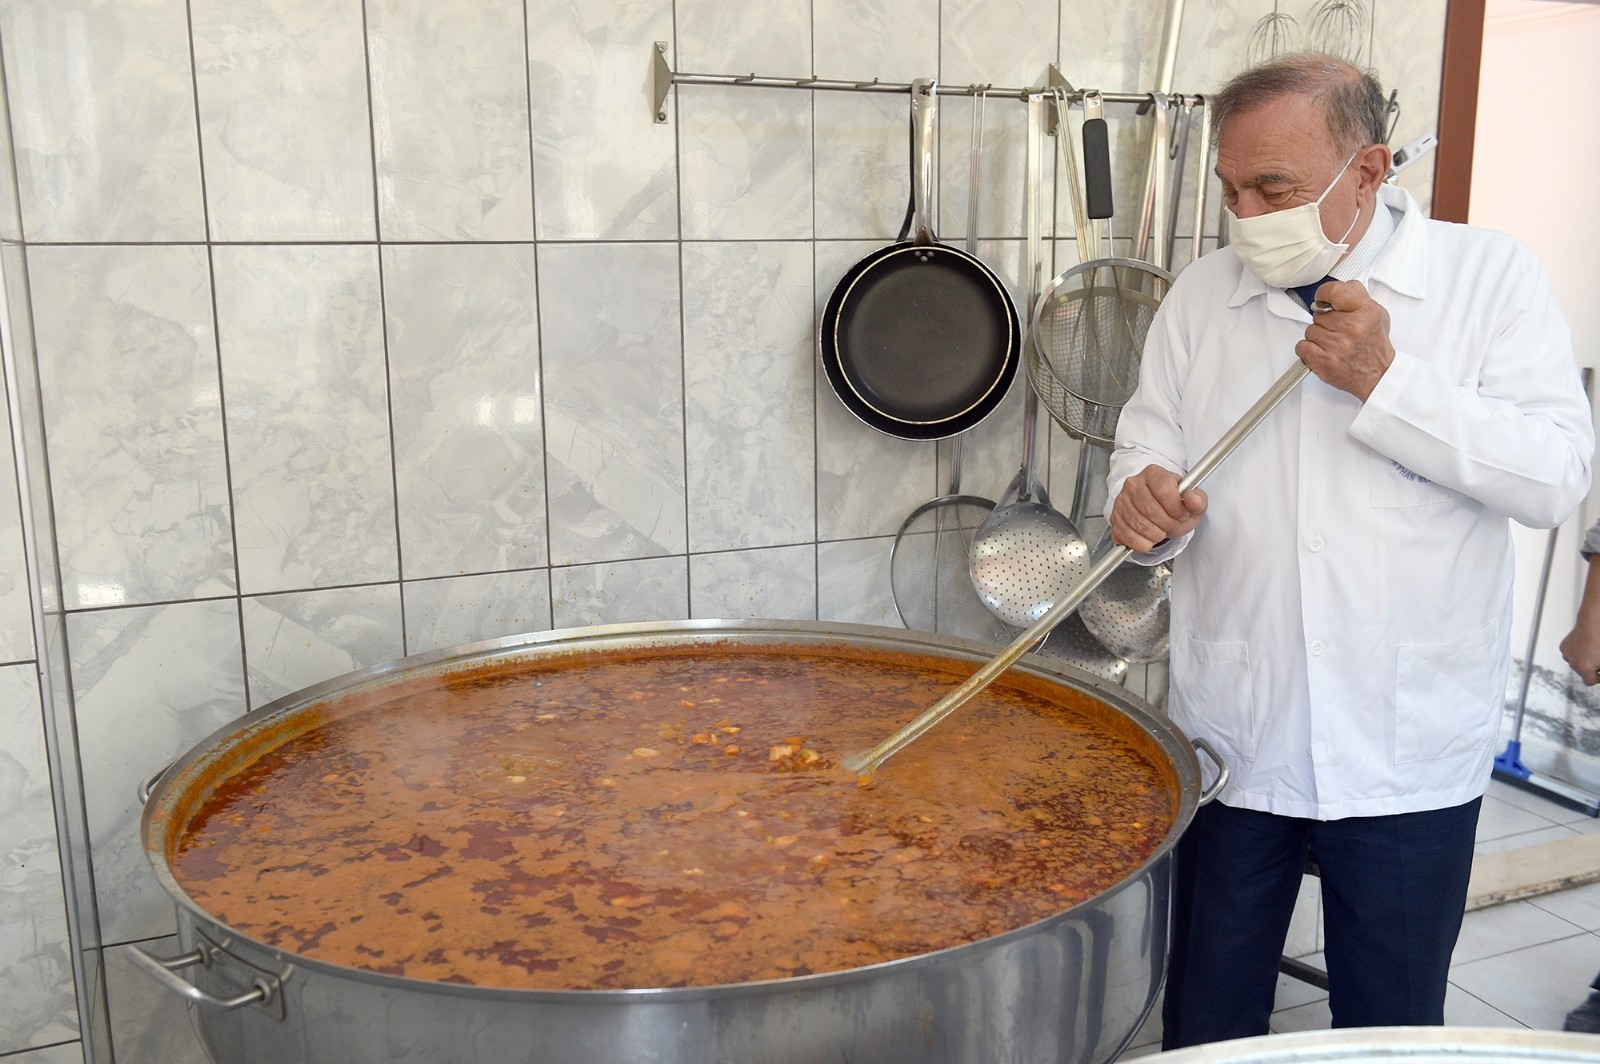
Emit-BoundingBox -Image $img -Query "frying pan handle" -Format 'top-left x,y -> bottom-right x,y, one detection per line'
910,78 -> 938,245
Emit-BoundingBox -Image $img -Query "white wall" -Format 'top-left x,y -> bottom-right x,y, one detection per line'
1472,0 -> 1600,716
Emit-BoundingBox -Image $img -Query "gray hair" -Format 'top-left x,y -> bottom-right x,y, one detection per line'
1211,52 -> 1388,154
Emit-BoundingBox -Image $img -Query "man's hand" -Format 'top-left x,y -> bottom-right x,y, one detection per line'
1109,464 -> 1208,553
1296,279 -> 1395,401
1562,557 -> 1600,686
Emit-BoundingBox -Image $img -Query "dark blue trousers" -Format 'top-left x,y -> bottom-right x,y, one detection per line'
1161,796 -> 1481,1050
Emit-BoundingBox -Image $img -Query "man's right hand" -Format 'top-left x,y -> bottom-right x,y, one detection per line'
1560,623 -> 1600,687
1109,464 -> 1208,554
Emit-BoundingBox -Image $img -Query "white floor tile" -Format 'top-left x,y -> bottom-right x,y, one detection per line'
1474,823 -> 1583,856
1446,929 -> 1600,1030
1269,996 -> 1333,1034
1443,983 -> 1527,1028
1529,881 -> 1600,932
1477,793 -> 1565,843
1453,899 -> 1590,964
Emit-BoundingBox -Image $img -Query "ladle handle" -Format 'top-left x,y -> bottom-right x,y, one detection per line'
843,356 -> 1313,775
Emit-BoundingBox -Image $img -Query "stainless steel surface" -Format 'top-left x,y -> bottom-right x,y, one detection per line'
1133,93 -> 1173,271
1143,1026 -> 1600,1062
1244,12 -> 1299,67
1034,612 -> 1129,685
1028,257 -> 1172,446
1079,532 -> 1172,665
968,97 -> 1091,630
650,41 -> 1209,124
845,356 -> 1313,775
1307,0 -> 1369,64
140,618 -> 1207,1064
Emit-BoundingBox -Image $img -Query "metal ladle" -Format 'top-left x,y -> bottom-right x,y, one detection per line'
844,344 -> 1320,776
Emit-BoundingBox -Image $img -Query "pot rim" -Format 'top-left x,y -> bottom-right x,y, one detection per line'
143,618 -> 1198,1004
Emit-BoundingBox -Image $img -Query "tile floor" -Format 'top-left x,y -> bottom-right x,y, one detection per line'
1119,771 -> 1600,1058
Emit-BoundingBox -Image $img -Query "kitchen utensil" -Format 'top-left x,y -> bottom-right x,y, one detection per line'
1308,0 -> 1368,64
1245,10 -> 1299,66
1188,94 -> 1211,266
1163,95 -> 1193,270
1030,92 -> 1173,447
1080,528 -> 1172,664
890,87 -> 1011,645
138,618 -> 1226,1064
845,348 -> 1319,776
1133,93 -> 1174,271
818,79 -> 1020,440
967,96 -> 1091,630
1034,611 -> 1130,684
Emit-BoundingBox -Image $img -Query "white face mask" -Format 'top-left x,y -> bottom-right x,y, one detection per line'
1226,151 -> 1362,288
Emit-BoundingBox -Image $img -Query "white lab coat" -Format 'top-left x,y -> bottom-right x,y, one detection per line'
1107,184 -> 1594,819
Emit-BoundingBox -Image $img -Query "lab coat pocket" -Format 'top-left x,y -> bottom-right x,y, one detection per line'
1173,637 -> 1256,761
1394,622 -> 1500,764
1369,450 -> 1457,508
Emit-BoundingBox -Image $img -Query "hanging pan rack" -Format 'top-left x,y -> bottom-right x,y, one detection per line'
650,43 -> 1202,131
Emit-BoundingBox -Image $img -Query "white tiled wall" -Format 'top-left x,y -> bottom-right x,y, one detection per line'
0,0 -> 1450,1059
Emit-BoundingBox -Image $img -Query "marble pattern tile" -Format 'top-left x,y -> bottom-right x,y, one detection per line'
0,0 -> 204,242
690,545 -> 816,621
679,87 -> 814,241
4,1045 -> 85,1064
0,664 -> 78,1052
813,0 -> 937,82
242,584 -> 404,708
676,0 -> 809,72
683,241 -> 814,553
384,244 -> 546,578
366,0 -> 534,241
537,243 -> 686,567
525,0 -> 677,241
1452,897 -> 1589,965
402,571 -> 553,656
103,939 -> 209,1064
28,246 -> 236,611
190,0 -> 375,241
813,240 -> 937,541
0,62 -> 22,242
817,537 -> 899,627
0,397 -> 34,663
940,0 -> 1059,89
550,556 -> 689,628
68,599 -> 246,944
1370,0 -> 1447,217
814,92 -> 912,242
1447,930 -> 1600,1030
212,245 -> 398,595
3,245 -> 56,616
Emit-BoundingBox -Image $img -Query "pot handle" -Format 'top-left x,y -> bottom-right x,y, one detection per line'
1191,737 -> 1229,805
128,943 -> 282,1015
136,762 -> 173,806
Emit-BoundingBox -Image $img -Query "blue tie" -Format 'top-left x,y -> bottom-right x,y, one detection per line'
1290,275 -> 1336,311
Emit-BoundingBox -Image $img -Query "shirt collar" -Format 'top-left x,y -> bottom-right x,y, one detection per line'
1226,183 -> 1430,310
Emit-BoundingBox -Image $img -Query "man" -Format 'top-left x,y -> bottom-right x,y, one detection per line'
1106,53 -> 1593,1047
1557,518 -> 1600,1034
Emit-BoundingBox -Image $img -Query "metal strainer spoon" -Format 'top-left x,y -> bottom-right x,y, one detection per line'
967,93 -> 1090,629
1079,528 -> 1171,663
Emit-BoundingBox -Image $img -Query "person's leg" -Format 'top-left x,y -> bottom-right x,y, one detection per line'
1311,798 -> 1481,1027
1161,801 -> 1310,1049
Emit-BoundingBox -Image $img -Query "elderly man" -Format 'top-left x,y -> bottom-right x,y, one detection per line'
1106,53 -> 1593,1047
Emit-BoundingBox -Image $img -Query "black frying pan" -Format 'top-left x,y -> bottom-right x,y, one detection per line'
819,79 -> 1020,441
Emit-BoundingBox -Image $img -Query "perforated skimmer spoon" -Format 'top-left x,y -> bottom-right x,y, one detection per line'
844,349 -> 1319,776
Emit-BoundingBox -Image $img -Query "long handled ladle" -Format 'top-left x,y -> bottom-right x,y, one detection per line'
843,344 -> 1322,775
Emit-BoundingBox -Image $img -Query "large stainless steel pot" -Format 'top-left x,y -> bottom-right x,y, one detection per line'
135,619 -> 1224,1064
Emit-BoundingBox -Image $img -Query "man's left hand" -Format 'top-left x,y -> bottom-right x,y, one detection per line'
1296,278 -> 1395,402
